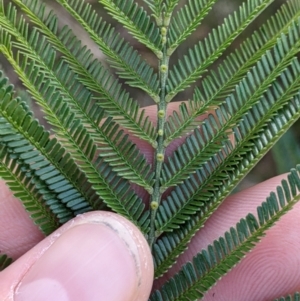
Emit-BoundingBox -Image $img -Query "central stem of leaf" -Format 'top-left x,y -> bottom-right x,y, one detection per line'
149,20 -> 170,248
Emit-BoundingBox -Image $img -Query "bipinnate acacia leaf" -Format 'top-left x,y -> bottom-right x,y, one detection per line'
0,0 -> 300,299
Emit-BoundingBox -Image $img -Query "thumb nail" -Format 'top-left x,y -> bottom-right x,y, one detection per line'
14,213 -> 153,301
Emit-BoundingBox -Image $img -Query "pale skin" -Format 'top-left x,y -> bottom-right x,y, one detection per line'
0,103 -> 300,300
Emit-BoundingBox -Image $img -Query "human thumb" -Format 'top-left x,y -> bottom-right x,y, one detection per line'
0,212 -> 154,301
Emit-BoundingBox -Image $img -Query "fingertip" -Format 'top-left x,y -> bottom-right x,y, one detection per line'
0,180 -> 44,259
0,212 -> 153,301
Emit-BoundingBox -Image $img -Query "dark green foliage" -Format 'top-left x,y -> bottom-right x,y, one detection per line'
0,0 -> 300,300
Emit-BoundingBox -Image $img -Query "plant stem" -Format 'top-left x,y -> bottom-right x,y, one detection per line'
149,22 -> 170,248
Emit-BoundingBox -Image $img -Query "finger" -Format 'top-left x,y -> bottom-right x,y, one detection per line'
0,211 -> 154,301
0,180 -> 44,259
155,174 -> 300,300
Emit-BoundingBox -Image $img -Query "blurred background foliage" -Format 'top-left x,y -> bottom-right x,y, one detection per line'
1,0 -> 299,191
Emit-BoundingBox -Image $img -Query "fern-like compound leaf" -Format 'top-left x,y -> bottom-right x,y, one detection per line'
166,0 -> 274,102
151,166 -> 300,300
9,0 -> 157,144
167,0 -> 216,54
0,254 -> 12,271
164,0 -> 300,144
97,0 -> 161,56
0,0 -> 300,299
